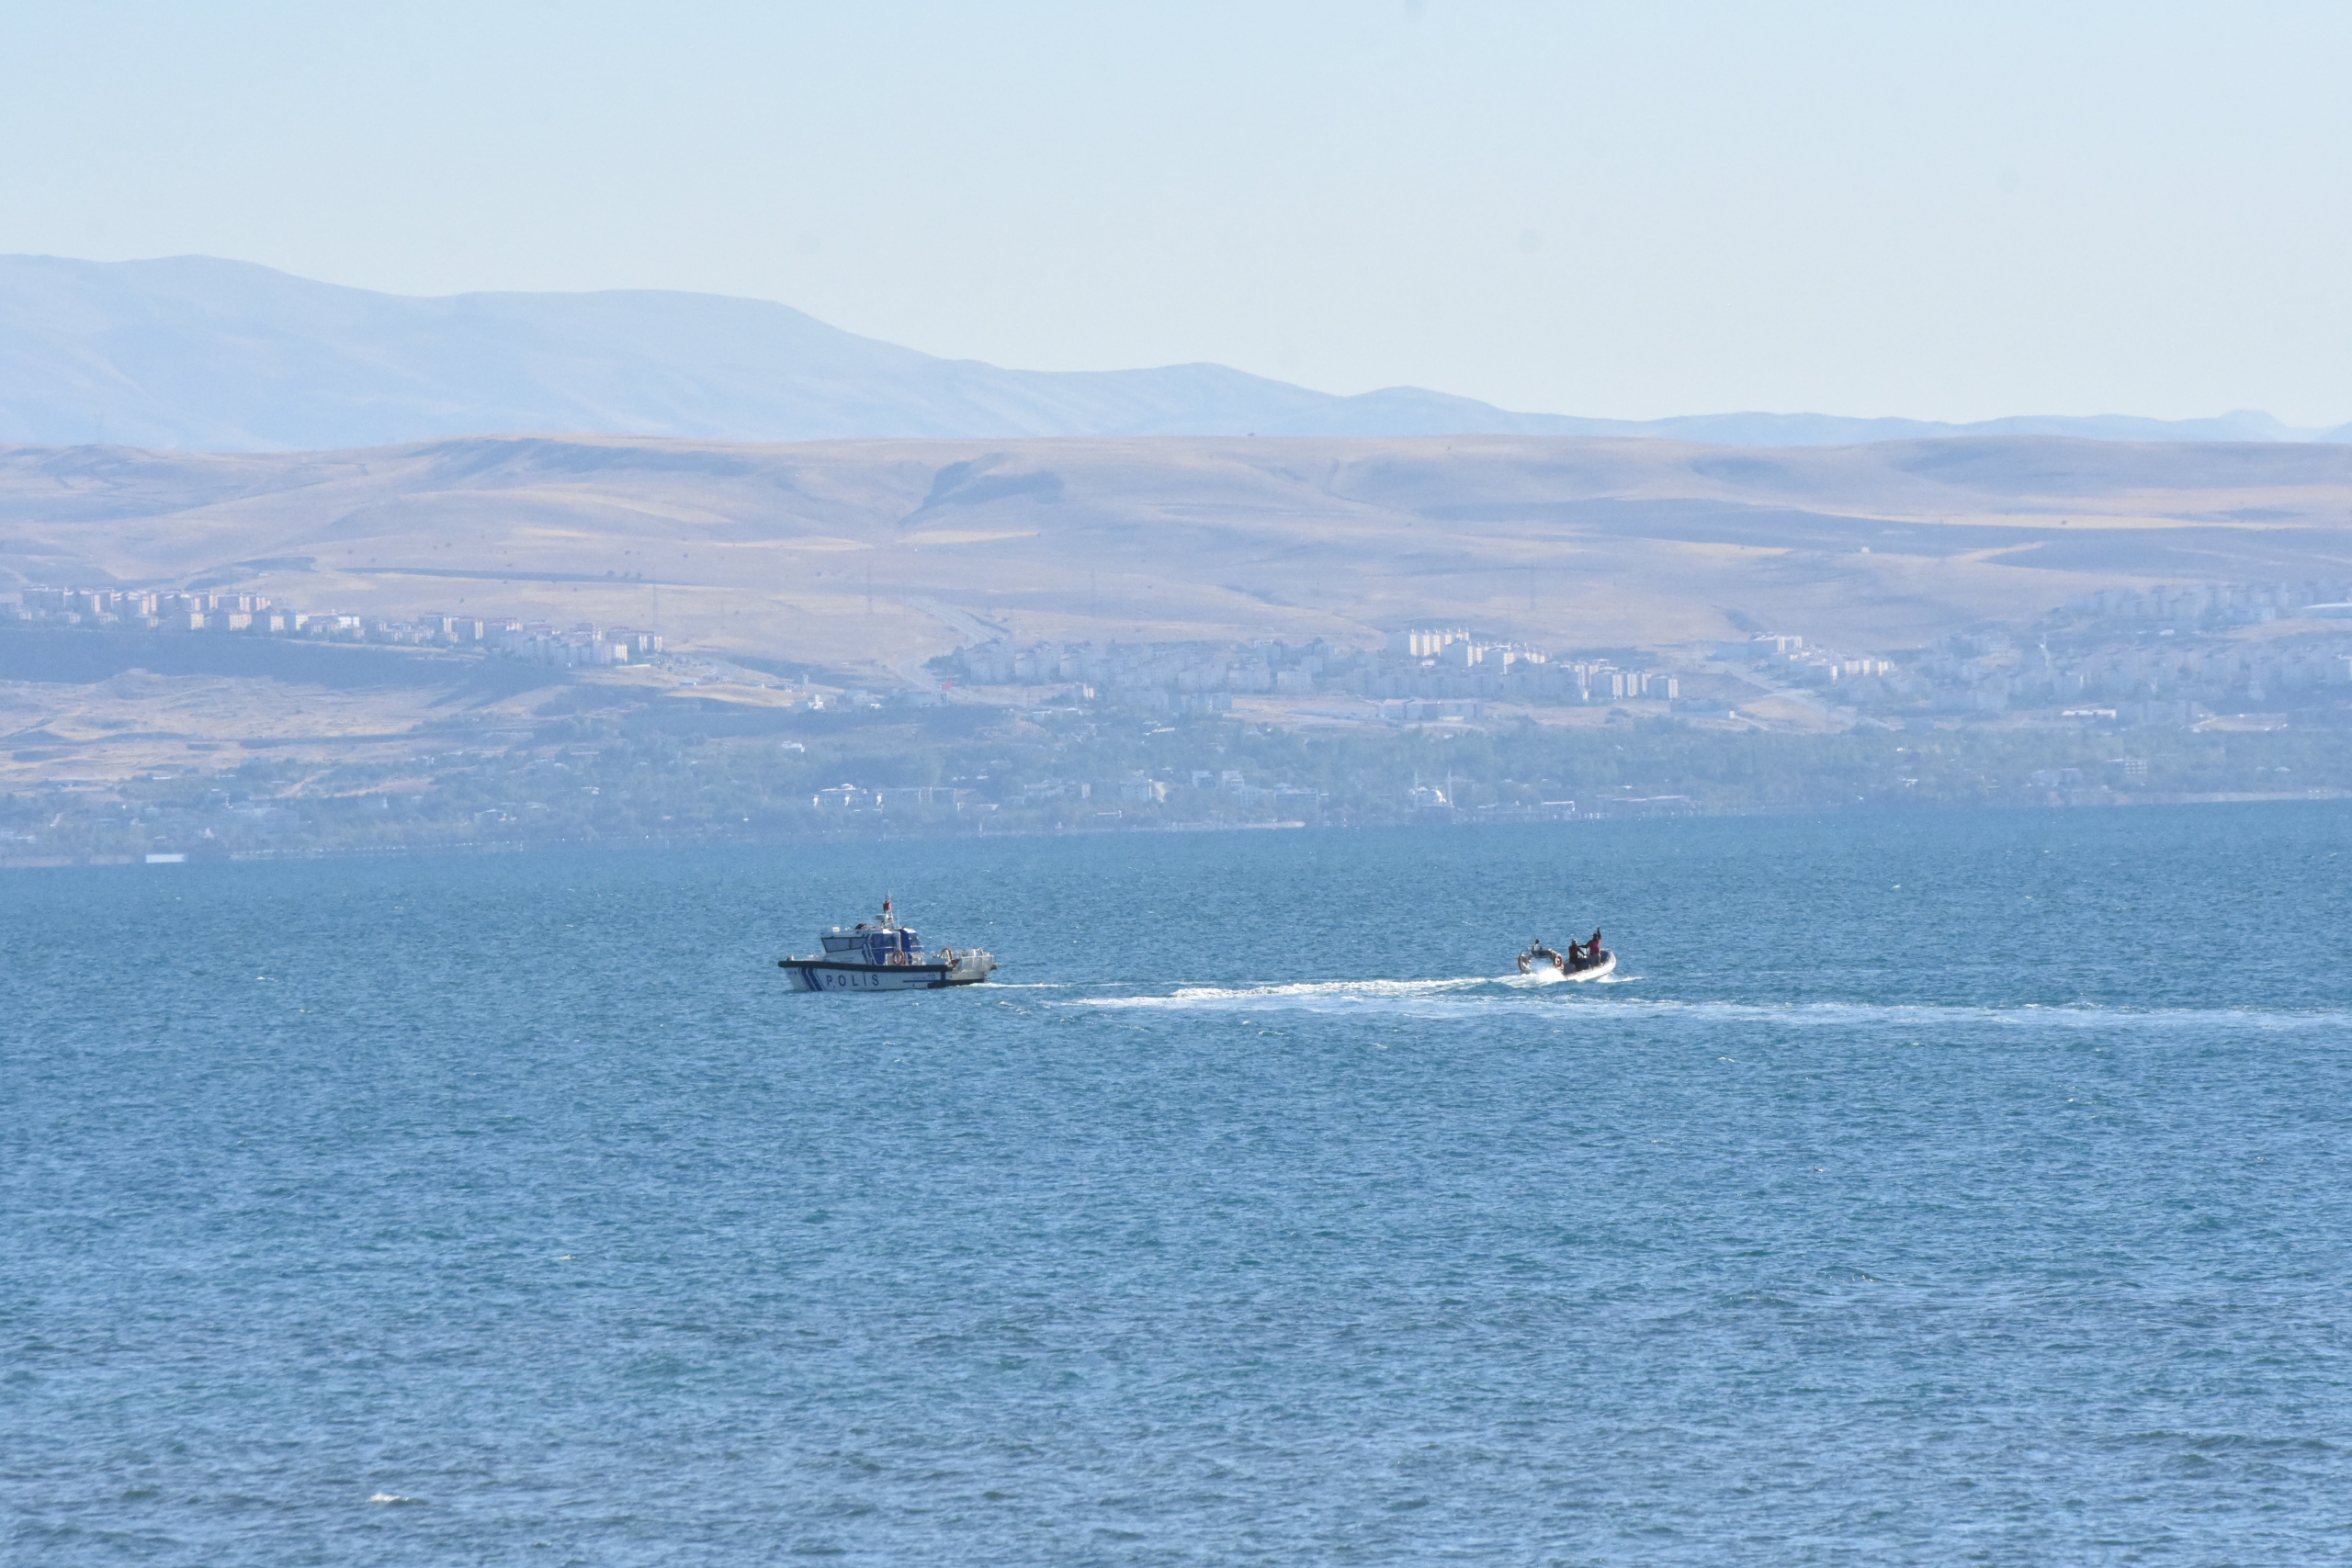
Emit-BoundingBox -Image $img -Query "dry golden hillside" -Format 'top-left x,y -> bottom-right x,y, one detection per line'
5,434 -> 2350,676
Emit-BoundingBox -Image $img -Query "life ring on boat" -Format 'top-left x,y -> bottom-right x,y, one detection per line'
885,951 -> 908,966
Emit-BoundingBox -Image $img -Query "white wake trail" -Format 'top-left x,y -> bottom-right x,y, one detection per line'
1055,980 -> 2349,1032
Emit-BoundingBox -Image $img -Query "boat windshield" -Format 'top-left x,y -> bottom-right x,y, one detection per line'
821,925 -> 926,958
854,928 -> 922,963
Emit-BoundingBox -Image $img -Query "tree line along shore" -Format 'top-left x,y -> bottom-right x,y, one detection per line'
7,702 -> 2350,869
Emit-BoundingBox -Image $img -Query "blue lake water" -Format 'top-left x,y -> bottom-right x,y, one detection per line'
6,806 -> 2352,1564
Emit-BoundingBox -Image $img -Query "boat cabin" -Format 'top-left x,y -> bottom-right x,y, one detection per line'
820,924 -> 926,965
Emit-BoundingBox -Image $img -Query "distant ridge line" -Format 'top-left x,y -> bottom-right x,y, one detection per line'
3,254 -> 2347,453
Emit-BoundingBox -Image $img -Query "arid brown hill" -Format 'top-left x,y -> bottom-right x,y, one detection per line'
5,434 -> 2350,674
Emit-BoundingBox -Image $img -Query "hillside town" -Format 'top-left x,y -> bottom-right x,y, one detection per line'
9,576 -> 2352,740
8,570 -> 2352,869
940,578 -> 2352,730
10,587 -> 662,666
941,627 -> 1680,710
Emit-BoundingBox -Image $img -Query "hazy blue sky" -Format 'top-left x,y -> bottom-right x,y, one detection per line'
5,1 -> 2346,424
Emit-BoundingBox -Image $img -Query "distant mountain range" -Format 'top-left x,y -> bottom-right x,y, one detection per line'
4,254 -> 2346,452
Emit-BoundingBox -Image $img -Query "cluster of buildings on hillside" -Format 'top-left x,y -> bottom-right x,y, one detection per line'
944,587 -> 2352,729
1720,586 -> 2352,726
19,574 -> 2349,730
944,630 -> 1679,707
2027,580 -> 2352,722
2062,580 -> 2352,627
1909,628 -> 2352,724
8,588 -> 663,668
809,768 -> 1324,818
1717,634 -> 1898,693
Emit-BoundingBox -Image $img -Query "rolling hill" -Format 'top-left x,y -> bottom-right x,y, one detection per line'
5,433 -> 2350,673
6,255 -> 2347,453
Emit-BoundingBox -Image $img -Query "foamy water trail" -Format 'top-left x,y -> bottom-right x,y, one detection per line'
1056,976 -> 2350,1032
1057,975 -> 1625,1014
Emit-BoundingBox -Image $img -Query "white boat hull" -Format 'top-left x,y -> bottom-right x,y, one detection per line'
1521,952 -> 1616,982
780,955 -> 995,991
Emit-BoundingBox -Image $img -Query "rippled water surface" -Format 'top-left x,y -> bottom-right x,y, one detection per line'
7,807 -> 2352,1564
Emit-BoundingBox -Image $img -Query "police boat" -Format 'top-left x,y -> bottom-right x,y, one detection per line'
778,899 -> 996,991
